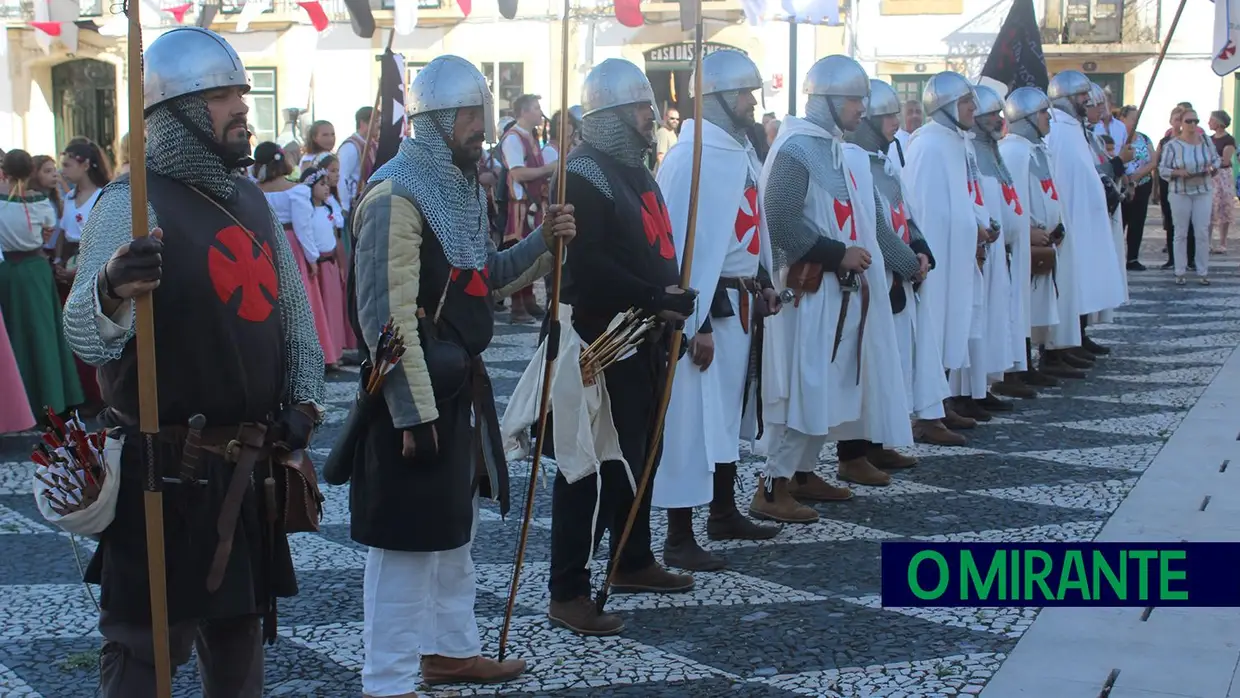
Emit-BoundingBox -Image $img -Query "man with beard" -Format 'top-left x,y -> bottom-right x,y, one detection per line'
63,27 -> 326,696
752,55 -> 909,527
1044,70 -> 1125,372
548,58 -> 697,637
1000,87 -> 1068,385
348,56 -> 576,696
845,79 -> 960,446
653,50 -> 781,572
902,72 -> 989,434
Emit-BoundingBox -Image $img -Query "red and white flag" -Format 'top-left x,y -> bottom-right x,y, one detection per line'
1215,0 -> 1240,76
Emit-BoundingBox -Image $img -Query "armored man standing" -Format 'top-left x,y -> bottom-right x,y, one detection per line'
347,56 -> 576,697
653,49 -> 782,572
548,58 -> 698,637
63,28 -> 326,697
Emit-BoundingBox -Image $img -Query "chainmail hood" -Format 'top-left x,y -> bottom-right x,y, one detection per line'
581,107 -> 652,167
368,109 -> 491,270
1007,115 -> 1045,143
701,90 -> 749,145
804,94 -> 846,136
972,133 -> 1013,184
146,94 -> 242,200
846,117 -> 890,153
1052,95 -> 1086,119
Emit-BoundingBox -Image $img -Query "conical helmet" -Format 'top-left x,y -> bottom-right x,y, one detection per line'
581,59 -> 660,121
922,71 -> 973,117
144,27 -> 249,114
803,55 -> 870,98
691,49 -> 762,97
865,79 -> 900,118
409,55 -> 496,142
973,83 -> 1005,116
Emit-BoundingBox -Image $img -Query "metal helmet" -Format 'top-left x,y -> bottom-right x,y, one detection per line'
1047,70 -> 1091,100
568,105 -> 584,125
865,79 -> 900,118
581,58 -> 660,121
144,27 -> 249,114
691,49 -> 762,97
803,55 -> 870,98
1003,86 -> 1051,123
973,83 -> 1005,116
1087,82 -> 1107,107
409,55 -> 497,142
922,71 -> 974,117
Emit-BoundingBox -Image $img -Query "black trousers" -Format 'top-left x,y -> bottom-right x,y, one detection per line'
1160,177 -> 1195,264
549,345 -> 663,602
1122,179 -> 1153,263
837,439 -> 869,461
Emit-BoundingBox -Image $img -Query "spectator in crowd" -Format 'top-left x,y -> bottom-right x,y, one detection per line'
1100,133 -> 1116,158
115,132 -> 130,176
300,119 -> 336,170
1118,105 -> 1156,271
500,94 -> 554,323
1156,106 -> 1195,270
1160,108 -> 1221,285
30,155 -> 63,248
891,99 -> 922,162
1208,110 -> 1236,254
1093,94 -> 1127,147
655,108 -> 679,172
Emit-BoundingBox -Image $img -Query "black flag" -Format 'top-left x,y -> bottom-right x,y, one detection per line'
374,51 -> 407,172
981,0 -> 1049,92
499,0 -> 517,19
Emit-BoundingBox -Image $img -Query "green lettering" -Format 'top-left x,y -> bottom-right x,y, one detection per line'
1159,550 -> 1188,601
1058,550 -> 1090,600
1023,550 -> 1055,601
908,551 -> 950,599
1010,548 -> 1020,600
1092,550 -> 1126,600
1129,550 -> 1158,600
961,551 -> 1006,601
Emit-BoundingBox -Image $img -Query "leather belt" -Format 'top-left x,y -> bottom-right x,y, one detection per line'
206,422 -> 269,593
718,276 -> 761,333
829,272 -> 870,385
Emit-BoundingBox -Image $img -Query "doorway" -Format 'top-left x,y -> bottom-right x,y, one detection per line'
642,42 -> 749,123
51,59 -> 118,163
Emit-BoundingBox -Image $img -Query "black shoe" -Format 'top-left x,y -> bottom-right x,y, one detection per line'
1081,336 -> 1111,356
1189,264 -> 1198,272
1160,261 -> 1174,270
1127,260 -> 1147,271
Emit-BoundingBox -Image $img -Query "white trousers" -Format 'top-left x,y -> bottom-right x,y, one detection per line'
1171,192 -> 1212,277
362,499 -> 482,697
762,422 -> 828,480
948,338 -> 988,399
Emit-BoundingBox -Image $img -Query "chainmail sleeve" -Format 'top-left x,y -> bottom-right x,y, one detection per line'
873,192 -> 920,281
268,204 -> 326,409
62,181 -> 156,366
764,149 -> 815,271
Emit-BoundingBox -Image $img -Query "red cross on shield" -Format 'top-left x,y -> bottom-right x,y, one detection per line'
735,187 -> 760,255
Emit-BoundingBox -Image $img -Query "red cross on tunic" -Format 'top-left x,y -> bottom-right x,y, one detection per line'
834,199 -> 856,241
1001,182 -> 1023,215
735,186 -> 760,255
968,178 -> 984,206
450,266 -> 491,297
1040,178 -> 1059,201
891,202 -> 910,243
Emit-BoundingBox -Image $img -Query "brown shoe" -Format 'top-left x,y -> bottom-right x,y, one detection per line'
421,654 -> 527,685
1022,368 -> 1059,387
1040,354 -> 1087,379
663,508 -> 726,571
866,445 -> 918,469
977,393 -> 1014,412
941,406 -> 978,430
748,475 -> 822,523
1060,349 -> 1094,369
707,465 -> 779,541
788,471 -> 855,501
913,419 -> 968,446
549,596 -> 625,636
951,397 -> 993,422
610,562 -> 695,594
991,373 -> 1037,398
837,457 -> 892,486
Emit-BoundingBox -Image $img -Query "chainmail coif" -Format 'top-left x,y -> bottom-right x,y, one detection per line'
701,91 -> 748,146
805,95 -> 845,136
846,117 -> 889,153
146,95 -> 238,201
369,110 -> 491,270
1007,115 -> 1045,144
581,107 -> 652,168
972,117 -> 1013,184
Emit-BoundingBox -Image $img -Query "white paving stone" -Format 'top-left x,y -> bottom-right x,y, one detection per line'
1122,347 -> 1234,365
0,584 -> 100,639
1103,367 -> 1220,386
841,595 -> 1037,638
0,662 -> 41,697
1077,386 -> 1205,408
913,521 -> 1104,543
1051,412 -> 1184,438
0,461 -> 33,495
1156,332 -> 1240,348
288,531 -> 365,571
319,483 -> 351,526
754,653 -> 1006,697
967,479 -> 1138,513
850,477 -> 951,498
0,504 -> 50,535
1005,443 -> 1164,472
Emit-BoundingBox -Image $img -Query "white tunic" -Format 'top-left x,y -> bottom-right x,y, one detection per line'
59,188 -> 102,244
1000,135 -> 1062,334
654,119 -> 767,509
975,171 -> 1014,377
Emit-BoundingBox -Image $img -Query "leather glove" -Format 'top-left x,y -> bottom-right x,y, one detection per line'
272,404 -> 316,452
655,287 -> 697,317
102,234 -> 163,300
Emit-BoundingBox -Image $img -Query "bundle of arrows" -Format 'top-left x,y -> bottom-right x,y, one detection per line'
31,409 -> 106,517
579,309 -> 658,386
365,317 -> 409,395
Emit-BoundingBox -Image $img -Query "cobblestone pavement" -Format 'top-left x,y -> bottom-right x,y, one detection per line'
0,243 -> 1236,697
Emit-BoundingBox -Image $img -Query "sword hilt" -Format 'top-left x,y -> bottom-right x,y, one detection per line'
179,414 -> 207,485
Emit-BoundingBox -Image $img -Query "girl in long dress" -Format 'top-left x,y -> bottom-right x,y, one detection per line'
299,120 -> 336,171
300,166 -> 350,364
311,153 -> 357,351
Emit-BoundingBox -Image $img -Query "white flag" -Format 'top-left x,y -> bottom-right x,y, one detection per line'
393,0 -> 418,35
1215,0 -> 1240,76
781,0 -> 839,25
741,0 -> 767,25
236,0 -> 272,33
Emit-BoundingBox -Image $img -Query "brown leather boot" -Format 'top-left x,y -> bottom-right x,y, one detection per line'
421,655 -> 527,685
548,596 -> 625,636
1040,351 -> 1087,379
951,397 -> 993,422
748,475 -> 821,523
663,508 -> 726,571
1023,368 -> 1059,387
1061,348 -> 1095,369
942,401 -> 978,430
838,457 -> 892,486
866,445 -> 918,469
977,393 -> 1014,412
706,464 -> 779,541
610,562 -> 695,594
991,373 -> 1037,398
788,471 -> 855,501
913,419 -> 968,445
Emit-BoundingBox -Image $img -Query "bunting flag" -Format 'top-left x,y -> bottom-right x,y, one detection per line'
779,0 -> 839,25
979,0 -> 1048,92
457,0 -> 472,17
498,0 -> 517,19
374,50 -> 407,171
297,0 -> 331,32
393,0 -> 417,34
29,20 -> 61,36
741,0 -> 767,25
615,0 -> 643,27
1214,0 -> 1240,76
235,0 -> 272,33
164,3 -> 193,22
342,0 -> 376,36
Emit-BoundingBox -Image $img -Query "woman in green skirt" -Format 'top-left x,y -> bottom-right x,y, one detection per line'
0,149 -> 83,418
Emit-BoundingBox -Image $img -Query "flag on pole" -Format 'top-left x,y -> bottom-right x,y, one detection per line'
297,0 -> 331,33
374,50 -> 407,171
979,0 -> 1048,92
1214,0 -> 1240,75
163,3 -> 192,22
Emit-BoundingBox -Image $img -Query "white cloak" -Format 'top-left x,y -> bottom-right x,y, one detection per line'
653,119 -> 767,509
999,135 -> 1058,338
1046,108 -> 1126,316
903,121 -> 981,371
975,172 -> 1015,376
994,153 -> 1031,371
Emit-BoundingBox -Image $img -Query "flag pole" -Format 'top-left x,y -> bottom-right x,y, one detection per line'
595,0 -> 706,616
496,0 -> 571,662
788,19 -> 797,115
1125,0 -> 1187,146
354,28 -> 397,207
126,1 -> 172,696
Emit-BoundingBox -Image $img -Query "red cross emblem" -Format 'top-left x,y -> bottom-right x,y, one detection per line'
640,191 -> 676,260
1001,182 -> 1023,215
734,186 -> 760,256
891,203 -> 910,243
450,266 -> 491,297
207,225 -> 279,323
833,199 -> 856,241
1219,40 -> 1236,61
1040,178 -> 1059,201
968,178 -> 984,206
74,213 -> 83,224
328,213 -> 335,224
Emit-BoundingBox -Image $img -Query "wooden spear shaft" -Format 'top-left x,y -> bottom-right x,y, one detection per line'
596,0 -> 706,615
1124,0 -> 1187,147
497,0 -> 572,661
126,2 -> 172,696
